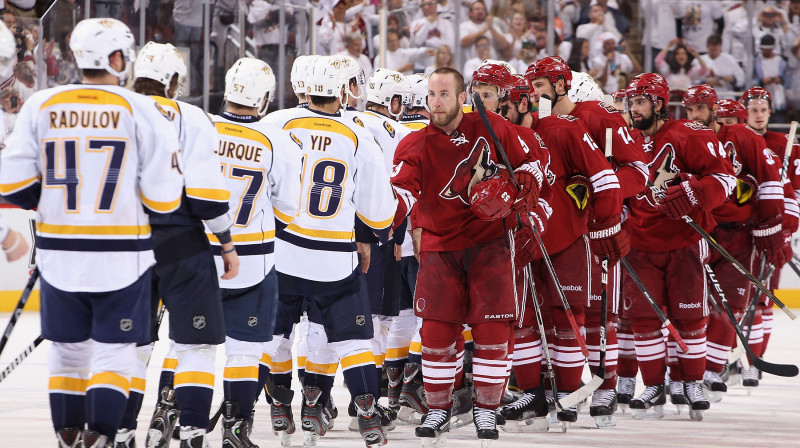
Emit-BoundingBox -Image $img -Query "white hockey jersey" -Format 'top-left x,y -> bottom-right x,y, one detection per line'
209,112 -> 303,289
267,107 -> 397,282
0,85 -> 184,292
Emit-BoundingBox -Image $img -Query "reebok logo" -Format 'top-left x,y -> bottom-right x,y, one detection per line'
561,285 -> 582,292
681,181 -> 699,206
678,302 -> 701,309
485,314 -> 514,319
589,294 -> 601,301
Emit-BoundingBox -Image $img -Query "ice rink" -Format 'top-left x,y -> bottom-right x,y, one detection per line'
0,311 -> 798,448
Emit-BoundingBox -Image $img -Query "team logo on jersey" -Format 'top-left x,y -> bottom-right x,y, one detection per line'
355,315 -> 366,326
450,132 -> 469,146
120,319 -> 132,332
415,297 -> 426,312
193,315 -> 206,330
248,316 -> 258,327
636,144 -> 678,207
290,132 -> 303,149
440,137 -> 497,204
391,161 -> 404,178
384,121 -> 396,138
353,116 -> 365,128
724,141 -> 743,175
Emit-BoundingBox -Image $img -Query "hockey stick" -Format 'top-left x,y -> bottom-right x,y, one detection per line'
742,261 -> 774,342
0,335 -> 44,383
704,263 -> 798,377
619,258 -> 690,353
789,257 -> 800,280
525,265 -> 562,411
472,92 -> 520,189
0,268 -> 39,357
778,121 -> 797,183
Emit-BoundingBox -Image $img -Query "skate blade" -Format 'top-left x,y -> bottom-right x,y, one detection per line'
449,413 -> 474,430
702,389 -> 725,403
594,415 -> 616,428
277,430 -> 292,447
420,434 -> 447,447
674,404 -> 687,415
546,411 -> 558,425
631,405 -> 664,420
618,403 -> 628,414
146,430 -> 166,448
501,418 -> 549,433
397,408 -> 424,425
303,431 -> 320,447
689,409 -> 704,421
561,421 -> 570,433
480,440 -> 493,448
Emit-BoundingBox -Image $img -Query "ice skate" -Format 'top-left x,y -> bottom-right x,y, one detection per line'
616,376 -> 636,414
449,380 -> 474,429
83,430 -> 109,448
556,391 -> 577,433
668,379 -> 688,414
57,427 -> 82,448
178,426 -> 207,448
386,366 -> 403,414
354,393 -> 388,446
499,386 -> 549,433
147,387 -> 180,448
684,381 -> 710,421
629,384 -> 665,420
300,386 -> 329,446
742,365 -> 760,391
725,359 -> 743,386
270,400 -> 295,447
702,370 -> 727,403
473,404 -> 499,447
589,389 -> 617,428
415,408 -> 450,447
113,428 -> 135,448
544,389 -> 559,425
221,401 -> 258,448
376,402 -> 398,431
398,362 -> 428,424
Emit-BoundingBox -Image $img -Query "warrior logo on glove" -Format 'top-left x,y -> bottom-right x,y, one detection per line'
637,144 -> 678,207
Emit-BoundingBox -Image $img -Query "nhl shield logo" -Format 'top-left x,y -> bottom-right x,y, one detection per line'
193,315 -> 206,330
248,316 -> 258,327
356,315 -> 366,326
120,319 -> 133,332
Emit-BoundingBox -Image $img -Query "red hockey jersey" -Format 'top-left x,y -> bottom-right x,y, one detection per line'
762,130 -> 800,233
627,119 -> 735,252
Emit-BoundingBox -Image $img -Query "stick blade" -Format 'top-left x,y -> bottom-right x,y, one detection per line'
558,374 -> 603,409
753,358 -> 799,378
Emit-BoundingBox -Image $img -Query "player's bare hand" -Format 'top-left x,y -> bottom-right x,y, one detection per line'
219,243 -> 240,280
2,229 -> 30,263
412,227 -> 422,261
394,243 -> 402,261
357,242 -> 371,273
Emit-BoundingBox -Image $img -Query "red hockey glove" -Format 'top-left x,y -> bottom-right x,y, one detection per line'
656,174 -> 705,220
783,210 -> 799,234
753,216 -> 786,267
514,211 -> 545,268
779,230 -> 794,268
512,163 -> 542,214
588,218 -> 630,262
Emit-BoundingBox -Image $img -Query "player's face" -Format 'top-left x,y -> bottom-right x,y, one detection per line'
746,98 -> 771,133
629,95 -> 656,131
528,77 -> 555,105
428,72 -> 464,129
717,116 -> 739,126
472,83 -> 500,113
685,103 -> 714,128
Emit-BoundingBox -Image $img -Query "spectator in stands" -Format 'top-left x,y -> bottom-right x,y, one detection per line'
678,0 -> 722,55
509,36 -> 537,75
339,32 -> 374,79
754,6 -> 794,58
567,37 -> 599,78
579,0 -> 630,36
723,1 -> 751,69
589,33 -> 634,93
503,12 -> 533,61
95,0 -> 125,20
699,34 -> 744,96
655,37 -> 708,91
788,0 -> 800,38
787,38 -> 800,116
373,13 -> 410,54
754,33 -> 787,111
410,0 -> 455,73
424,43 -> 453,76
173,0 -> 204,95
558,0 -> 580,41
463,35 -> 492,85
383,29 -> 433,75
319,0 -> 355,55
642,2 -> 681,68
247,0 -> 288,72
459,1 -> 509,66
575,3 -> 621,56
48,32 -> 81,88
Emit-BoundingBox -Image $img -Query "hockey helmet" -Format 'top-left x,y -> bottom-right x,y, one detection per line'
70,18 -> 136,84
740,86 -> 772,110
525,56 -> 572,90
134,42 -> 187,99
568,71 -> 604,103
225,57 -> 276,116
716,99 -> 749,124
367,68 -> 412,107
626,73 -> 670,106
407,73 -> 429,109
682,83 -> 718,108
305,55 -> 347,99
507,75 -> 531,104
471,62 -> 515,99
469,167 -> 516,221
291,55 -> 320,95
337,55 -> 367,103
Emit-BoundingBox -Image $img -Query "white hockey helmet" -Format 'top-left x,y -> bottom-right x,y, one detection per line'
70,18 -> 136,84
0,20 -> 15,83
134,42 -> 187,99
568,71 -> 604,103
337,55 -> 367,103
305,55 -> 347,100
407,73 -> 429,109
291,54 -> 319,95
367,68 -> 412,108
225,57 -> 276,116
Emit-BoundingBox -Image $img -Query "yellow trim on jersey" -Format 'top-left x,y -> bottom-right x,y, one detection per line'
206,231 -> 276,243
153,96 -> 179,112
223,366 -> 259,380
283,117 -> 358,148
174,371 -> 215,387
215,122 -> 273,151
88,371 -> 130,393
402,121 -> 428,130
130,377 -> 147,392
385,347 -> 410,360
49,376 -> 88,393
162,358 -> 179,370
409,341 -> 422,354
42,89 -> 133,114
374,354 -> 385,366
36,222 -> 151,235
462,105 -> 473,114
355,212 -> 394,230
285,223 -> 354,240
297,356 -> 307,368
259,353 -> 272,365
141,193 -> 181,213
306,361 -> 339,375
269,359 -> 294,373
273,207 -> 294,224
341,352 -> 375,369
186,187 -> 231,202
0,175 -> 40,194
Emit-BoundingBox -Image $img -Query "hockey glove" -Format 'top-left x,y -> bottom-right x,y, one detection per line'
656,174 -> 705,220
753,216 -> 786,267
514,211 -> 545,268
779,230 -> 794,268
565,175 -> 592,210
735,174 -> 757,206
588,217 -> 630,262
512,163 -> 542,214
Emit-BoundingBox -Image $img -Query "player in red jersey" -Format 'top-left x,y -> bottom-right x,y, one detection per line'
623,74 -> 735,420
683,85 -> 784,401
739,87 -> 800,387
391,67 -> 546,445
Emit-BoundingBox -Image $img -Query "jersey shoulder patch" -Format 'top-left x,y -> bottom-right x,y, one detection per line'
353,116 -> 365,127
683,121 -> 708,131
383,121 -> 396,138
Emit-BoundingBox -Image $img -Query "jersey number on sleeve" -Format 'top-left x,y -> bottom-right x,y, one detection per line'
308,159 -> 347,218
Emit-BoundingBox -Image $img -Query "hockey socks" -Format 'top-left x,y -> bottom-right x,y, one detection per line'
471,322 -> 512,408
587,322 -> 619,389
510,326 -> 543,390
552,307 -> 586,392
86,371 -> 129,438
118,343 -> 152,430
420,320 -> 462,409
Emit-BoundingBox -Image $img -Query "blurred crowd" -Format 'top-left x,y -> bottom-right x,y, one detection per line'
3,0 -> 800,134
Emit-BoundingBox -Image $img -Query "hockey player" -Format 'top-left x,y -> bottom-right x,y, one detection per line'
110,42 -> 238,448
682,85 -> 785,401
623,73 -> 735,421
739,86 -> 800,387
392,67 -> 546,446
400,74 -> 430,129
269,55 -> 397,447
212,57 -> 303,447
0,18 -> 184,448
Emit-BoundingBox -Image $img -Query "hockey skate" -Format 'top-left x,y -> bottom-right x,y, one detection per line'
57,427 -> 82,448
702,370 -> 727,403
616,376 -> 636,414
668,379 -> 689,415
449,379 -> 474,429
473,404 -> 499,447
113,428 -> 135,448
83,430 -> 109,448
271,401 -> 295,447
589,389 -> 617,428
398,362 -> 428,424
544,389 -> 559,425
354,393 -> 388,446
556,391 -> 578,433
300,386 -> 329,447
348,400 -> 395,432
499,385 -> 549,433
415,408 -> 450,447
629,384 -> 666,420
178,426 -> 207,448
724,359 -> 743,386
684,381 -> 710,421
221,401 -> 258,448
742,365 -> 760,392
386,366 -> 403,414
147,387 -> 180,448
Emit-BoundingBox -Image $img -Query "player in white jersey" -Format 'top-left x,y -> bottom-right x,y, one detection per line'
0,18 -> 184,448
111,42 -> 238,448
400,74 -> 430,130
267,55 -> 397,447
211,57 -> 303,448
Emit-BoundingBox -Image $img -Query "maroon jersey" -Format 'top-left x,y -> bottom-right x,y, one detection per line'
570,101 -> 648,199
628,119 -> 735,252
713,124 -> 783,225
392,111 -> 544,252
530,114 -> 622,255
762,130 -> 800,232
